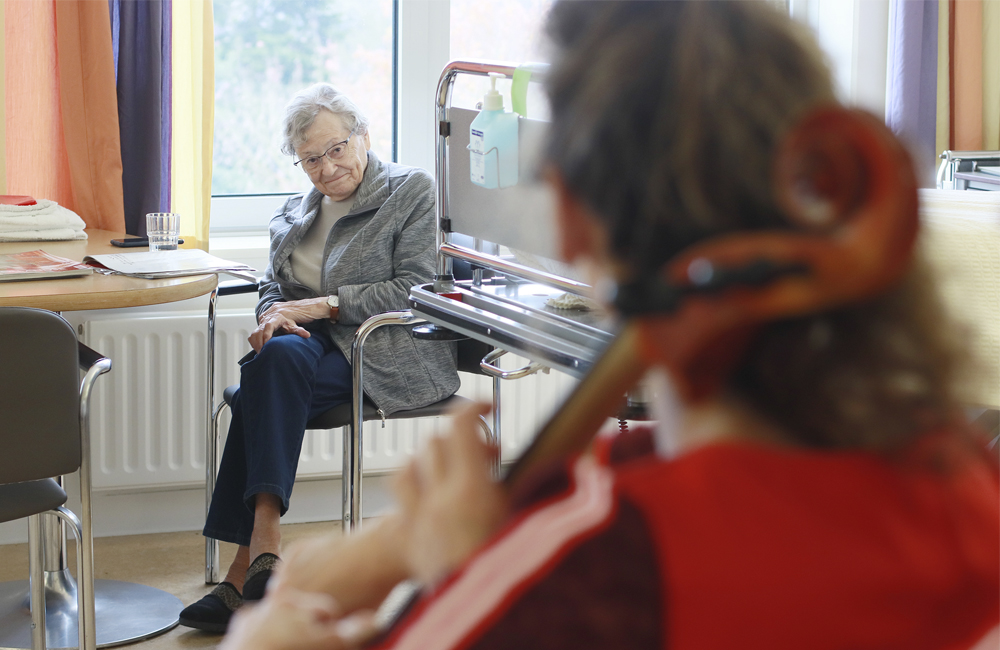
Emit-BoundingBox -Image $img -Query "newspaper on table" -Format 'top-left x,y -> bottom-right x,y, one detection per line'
0,249 -> 93,282
85,249 -> 256,282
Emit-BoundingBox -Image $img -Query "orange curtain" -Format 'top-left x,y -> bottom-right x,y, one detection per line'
54,1 -> 125,231
940,0 -> 1000,152
5,1 -> 73,207
4,0 -> 124,232
952,0 -> 983,150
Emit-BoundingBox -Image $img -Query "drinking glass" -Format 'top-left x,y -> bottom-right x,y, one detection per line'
146,213 -> 180,252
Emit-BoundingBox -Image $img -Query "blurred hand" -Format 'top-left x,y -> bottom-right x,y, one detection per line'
275,531 -> 346,593
272,517 -> 410,614
394,402 -> 508,585
221,584 -> 376,650
249,297 -> 336,352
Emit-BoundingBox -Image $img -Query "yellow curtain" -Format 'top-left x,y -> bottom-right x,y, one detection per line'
171,0 -> 214,250
0,0 -> 5,195
984,0 -> 999,150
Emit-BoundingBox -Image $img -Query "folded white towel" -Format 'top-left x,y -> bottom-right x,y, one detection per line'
0,228 -> 88,241
0,213 -> 88,232
0,199 -> 88,241
0,198 -> 63,214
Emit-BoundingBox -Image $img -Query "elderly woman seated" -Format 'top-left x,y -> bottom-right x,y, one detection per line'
179,83 -> 458,632
220,3 -> 999,649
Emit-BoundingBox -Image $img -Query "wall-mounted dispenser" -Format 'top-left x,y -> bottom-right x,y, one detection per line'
469,72 -> 519,189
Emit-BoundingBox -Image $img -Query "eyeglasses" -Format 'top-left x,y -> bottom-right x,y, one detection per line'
293,128 -> 357,172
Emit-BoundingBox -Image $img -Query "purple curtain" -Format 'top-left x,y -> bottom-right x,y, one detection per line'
110,0 -> 172,236
885,0 -> 938,182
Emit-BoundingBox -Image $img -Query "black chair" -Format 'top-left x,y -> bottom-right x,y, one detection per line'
202,280 -> 498,583
0,307 -> 111,650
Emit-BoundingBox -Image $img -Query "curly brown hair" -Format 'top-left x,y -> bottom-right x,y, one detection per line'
543,1 -> 967,452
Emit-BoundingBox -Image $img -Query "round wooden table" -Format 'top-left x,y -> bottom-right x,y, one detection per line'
0,229 -> 217,310
0,230 -> 217,649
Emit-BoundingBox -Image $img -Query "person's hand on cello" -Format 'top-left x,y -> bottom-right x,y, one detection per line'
222,402 -> 506,649
393,402 -> 507,585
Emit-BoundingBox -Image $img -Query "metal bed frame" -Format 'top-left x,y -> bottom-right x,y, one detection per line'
411,60 -> 615,375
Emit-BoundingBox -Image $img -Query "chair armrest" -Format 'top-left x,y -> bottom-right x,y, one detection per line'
218,279 -> 259,297
351,311 -> 424,360
78,342 -> 110,373
78,341 -> 111,427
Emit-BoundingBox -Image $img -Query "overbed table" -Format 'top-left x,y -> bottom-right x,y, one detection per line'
0,230 -> 217,648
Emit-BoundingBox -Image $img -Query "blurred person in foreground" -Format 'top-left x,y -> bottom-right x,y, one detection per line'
179,83 -> 458,633
221,3 -> 1000,649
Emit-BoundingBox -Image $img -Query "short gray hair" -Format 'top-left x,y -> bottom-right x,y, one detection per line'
280,83 -> 370,156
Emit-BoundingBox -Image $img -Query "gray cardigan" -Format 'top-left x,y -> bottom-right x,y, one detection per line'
257,151 -> 459,415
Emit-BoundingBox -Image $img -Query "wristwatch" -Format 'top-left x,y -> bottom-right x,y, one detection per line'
327,294 -> 339,319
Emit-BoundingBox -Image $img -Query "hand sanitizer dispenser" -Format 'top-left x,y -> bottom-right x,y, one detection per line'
470,72 -> 519,189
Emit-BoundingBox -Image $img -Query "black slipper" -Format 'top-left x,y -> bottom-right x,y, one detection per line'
178,581 -> 242,633
243,552 -> 280,602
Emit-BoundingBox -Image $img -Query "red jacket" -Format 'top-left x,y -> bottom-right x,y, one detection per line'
378,429 -> 999,650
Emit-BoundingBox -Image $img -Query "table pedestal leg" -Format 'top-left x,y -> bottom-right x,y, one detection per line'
0,569 -> 181,649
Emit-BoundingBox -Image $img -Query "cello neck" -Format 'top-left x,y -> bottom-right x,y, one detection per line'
502,324 -> 649,488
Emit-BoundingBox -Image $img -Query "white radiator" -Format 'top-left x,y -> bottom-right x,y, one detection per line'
76,308 -> 578,493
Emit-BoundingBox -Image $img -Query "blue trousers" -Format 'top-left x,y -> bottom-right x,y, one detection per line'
203,326 -> 353,546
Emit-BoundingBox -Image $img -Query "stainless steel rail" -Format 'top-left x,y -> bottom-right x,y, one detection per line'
78,354 -> 112,650
205,279 -> 257,583
480,349 -> 548,380
433,61 -> 547,292
27,515 -> 44,650
439,243 -> 590,295
410,283 -> 611,379
346,311 -> 423,532
205,286 -> 220,584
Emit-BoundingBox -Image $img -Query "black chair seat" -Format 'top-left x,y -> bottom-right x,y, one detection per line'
0,478 -> 67,524
221,384 -> 477,431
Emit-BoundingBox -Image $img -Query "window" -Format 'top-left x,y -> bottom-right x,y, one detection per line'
449,0 -> 555,113
212,0 -> 395,197
210,0 -> 557,236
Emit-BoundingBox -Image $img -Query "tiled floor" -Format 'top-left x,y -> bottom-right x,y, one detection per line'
0,521 -> 337,650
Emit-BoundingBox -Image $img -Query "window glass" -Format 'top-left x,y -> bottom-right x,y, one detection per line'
449,0 -> 555,112
212,0 -> 394,196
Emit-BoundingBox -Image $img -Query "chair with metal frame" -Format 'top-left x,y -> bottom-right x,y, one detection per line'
0,307 -> 112,650
202,275 -> 541,584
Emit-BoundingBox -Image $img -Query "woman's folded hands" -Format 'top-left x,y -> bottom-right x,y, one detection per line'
249,297 -> 338,352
